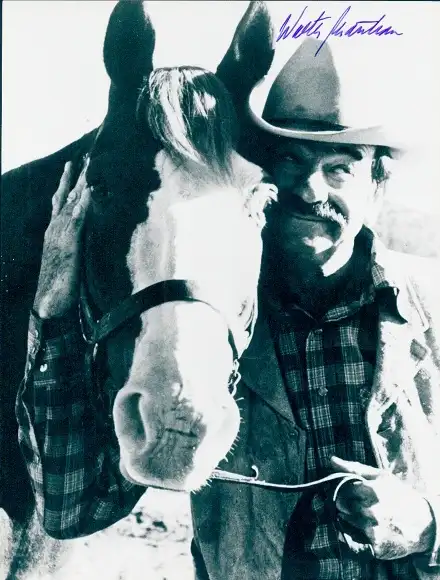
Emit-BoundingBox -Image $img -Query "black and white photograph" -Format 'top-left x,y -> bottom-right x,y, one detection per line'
2,2 -> 440,579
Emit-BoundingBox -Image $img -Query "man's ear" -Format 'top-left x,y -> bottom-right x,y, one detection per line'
216,1 -> 275,109
381,155 -> 398,178
103,0 -> 155,91
366,181 -> 387,228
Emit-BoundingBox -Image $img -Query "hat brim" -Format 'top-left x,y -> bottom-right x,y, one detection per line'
248,77 -> 406,154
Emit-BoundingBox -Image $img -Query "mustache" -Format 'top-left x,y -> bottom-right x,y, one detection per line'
276,191 -> 347,227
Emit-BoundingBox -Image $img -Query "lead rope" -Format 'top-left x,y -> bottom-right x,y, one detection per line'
210,466 -> 373,575
210,466 -> 366,493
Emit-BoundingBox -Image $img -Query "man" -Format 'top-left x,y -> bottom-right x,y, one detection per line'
16,37 -> 440,579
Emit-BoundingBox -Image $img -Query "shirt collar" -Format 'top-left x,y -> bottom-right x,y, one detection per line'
358,226 -> 408,323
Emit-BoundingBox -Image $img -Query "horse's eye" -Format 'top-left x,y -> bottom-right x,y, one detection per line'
89,182 -> 112,202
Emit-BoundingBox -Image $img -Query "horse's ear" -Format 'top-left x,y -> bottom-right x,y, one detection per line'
103,1 -> 155,90
216,1 -> 275,100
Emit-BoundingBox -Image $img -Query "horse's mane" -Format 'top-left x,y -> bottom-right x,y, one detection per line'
137,66 -> 238,179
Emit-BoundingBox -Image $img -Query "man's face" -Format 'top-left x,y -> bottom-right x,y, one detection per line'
264,139 -> 378,267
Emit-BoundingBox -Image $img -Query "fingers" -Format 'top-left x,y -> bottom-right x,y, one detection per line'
52,161 -> 74,217
330,456 -> 381,480
336,489 -> 377,515
339,481 -> 377,503
52,158 -> 89,217
338,508 -> 378,528
335,479 -> 379,536
69,157 -> 90,200
337,529 -> 375,558
71,187 -> 91,221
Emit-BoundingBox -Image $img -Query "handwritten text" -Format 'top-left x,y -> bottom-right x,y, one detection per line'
276,5 -> 403,55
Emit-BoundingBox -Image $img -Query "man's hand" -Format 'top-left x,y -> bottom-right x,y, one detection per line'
33,161 -> 91,319
331,456 -> 436,560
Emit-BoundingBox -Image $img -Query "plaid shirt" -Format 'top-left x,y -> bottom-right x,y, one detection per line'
16,312 -> 144,538
267,229 -> 417,579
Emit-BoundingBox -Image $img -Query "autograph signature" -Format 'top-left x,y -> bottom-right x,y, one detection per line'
276,5 -> 403,55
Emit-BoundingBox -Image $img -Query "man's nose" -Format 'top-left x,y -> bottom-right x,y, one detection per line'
297,170 -> 329,204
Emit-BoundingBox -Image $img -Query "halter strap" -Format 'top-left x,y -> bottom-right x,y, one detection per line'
79,279 -> 241,360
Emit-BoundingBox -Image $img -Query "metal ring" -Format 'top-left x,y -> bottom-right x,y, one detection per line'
228,382 -> 238,397
228,359 -> 241,397
78,303 -> 94,344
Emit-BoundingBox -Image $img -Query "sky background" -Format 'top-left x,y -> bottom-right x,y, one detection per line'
2,1 -> 440,213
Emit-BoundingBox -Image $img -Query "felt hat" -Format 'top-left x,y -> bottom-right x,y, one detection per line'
248,37 -> 418,152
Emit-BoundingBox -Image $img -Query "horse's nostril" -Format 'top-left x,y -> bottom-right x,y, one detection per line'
123,393 -> 145,438
114,391 -> 152,455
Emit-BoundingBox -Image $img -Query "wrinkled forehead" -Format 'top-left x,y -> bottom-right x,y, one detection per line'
271,138 -> 372,163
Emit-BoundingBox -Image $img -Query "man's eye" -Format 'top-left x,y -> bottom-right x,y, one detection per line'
327,164 -> 352,176
274,157 -> 304,173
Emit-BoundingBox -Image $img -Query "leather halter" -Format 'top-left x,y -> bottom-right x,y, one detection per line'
80,279 -> 242,354
79,278 -> 254,395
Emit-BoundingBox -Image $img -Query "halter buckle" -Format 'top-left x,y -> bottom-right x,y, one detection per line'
228,359 -> 241,397
78,302 -> 96,345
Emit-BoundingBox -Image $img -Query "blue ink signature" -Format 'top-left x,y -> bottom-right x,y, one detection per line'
276,6 -> 403,55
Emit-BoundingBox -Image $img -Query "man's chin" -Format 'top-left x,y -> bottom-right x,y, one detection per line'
301,235 -> 336,254
293,219 -> 343,250
264,213 -> 344,259
284,226 -> 346,266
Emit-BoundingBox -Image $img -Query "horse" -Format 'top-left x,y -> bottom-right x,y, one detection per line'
85,65 -> 279,490
0,1 -> 276,576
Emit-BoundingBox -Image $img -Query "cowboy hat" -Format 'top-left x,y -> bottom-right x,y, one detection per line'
248,36 -> 424,152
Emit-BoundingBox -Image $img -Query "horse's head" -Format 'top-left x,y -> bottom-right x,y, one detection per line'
83,0 -> 276,491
